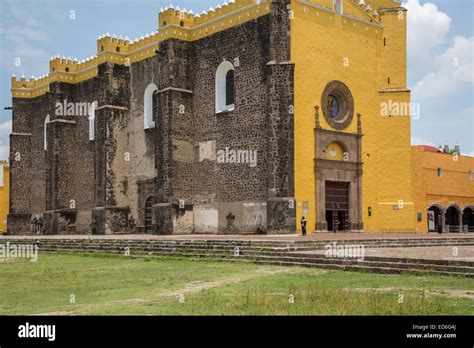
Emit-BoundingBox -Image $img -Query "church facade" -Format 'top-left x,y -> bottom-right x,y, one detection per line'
8,0 -> 421,235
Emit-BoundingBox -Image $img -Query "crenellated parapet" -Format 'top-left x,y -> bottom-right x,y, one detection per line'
299,0 -> 403,22
97,34 -> 131,54
11,74 -> 51,98
12,0 -> 272,99
11,55 -> 100,98
158,0 -> 256,29
11,0 -> 403,99
50,56 -> 81,73
158,6 -> 196,28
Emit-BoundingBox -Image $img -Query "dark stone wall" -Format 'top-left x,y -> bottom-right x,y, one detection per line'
9,75 -> 100,234
92,206 -> 130,235
47,78 -> 99,233
10,95 -> 49,215
9,93 -> 48,234
24,96 -> 48,217
9,2 -> 295,235
163,2 -> 291,233
264,0 -> 296,234
129,55 -> 159,228
9,132 -> 32,215
154,39 -> 193,207
43,209 -> 77,235
189,16 -> 270,204
93,63 -> 130,209
72,79 -> 101,230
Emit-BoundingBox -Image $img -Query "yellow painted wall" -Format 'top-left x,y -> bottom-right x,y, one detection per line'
412,147 -> 474,233
0,162 -> 10,233
291,0 -> 416,233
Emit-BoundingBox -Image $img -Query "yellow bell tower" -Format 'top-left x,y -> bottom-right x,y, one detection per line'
291,0 -> 416,233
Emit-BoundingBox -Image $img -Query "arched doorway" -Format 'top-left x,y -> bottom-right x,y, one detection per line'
462,207 -> 474,232
427,205 -> 443,233
144,196 -> 155,234
445,205 -> 461,233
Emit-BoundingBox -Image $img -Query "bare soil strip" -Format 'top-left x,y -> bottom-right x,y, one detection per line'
33,268 -> 327,315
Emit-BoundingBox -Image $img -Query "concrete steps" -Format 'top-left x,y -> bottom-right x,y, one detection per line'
34,246 -> 474,278
4,237 -> 474,277
24,237 -> 474,248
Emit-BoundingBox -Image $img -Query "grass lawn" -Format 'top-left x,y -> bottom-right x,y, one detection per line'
0,252 -> 473,315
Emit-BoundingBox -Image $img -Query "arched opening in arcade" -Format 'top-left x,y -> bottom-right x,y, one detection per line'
427,205 -> 443,233
445,205 -> 461,233
462,207 -> 474,232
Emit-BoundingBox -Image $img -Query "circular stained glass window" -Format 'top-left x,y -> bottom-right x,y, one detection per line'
329,95 -> 339,118
321,81 -> 354,130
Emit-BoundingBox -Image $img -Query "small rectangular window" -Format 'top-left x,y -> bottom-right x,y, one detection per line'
438,168 -> 442,177
384,38 -> 386,46
417,212 -> 423,222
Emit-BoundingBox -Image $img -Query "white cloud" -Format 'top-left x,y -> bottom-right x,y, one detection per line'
0,122 -> 11,159
0,145 -> 9,160
404,0 -> 451,69
460,149 -> 474,157
9,26 -> 50,43
412,36 -> 474,101
0,1 -> 52,71
404,0 -> 474,102
456,106 -> 474,120
0,121 -> 12,133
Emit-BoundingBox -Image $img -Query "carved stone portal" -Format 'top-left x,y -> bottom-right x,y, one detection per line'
315,81 -> 363,232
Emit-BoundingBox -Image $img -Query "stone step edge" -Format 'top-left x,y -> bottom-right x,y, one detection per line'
36,249 -> 474,273
34,245 -> 474,267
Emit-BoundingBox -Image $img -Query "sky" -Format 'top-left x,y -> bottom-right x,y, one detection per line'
0,0 -> 472,158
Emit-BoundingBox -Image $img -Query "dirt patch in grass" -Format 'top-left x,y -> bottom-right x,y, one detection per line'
35,267 -> 327,315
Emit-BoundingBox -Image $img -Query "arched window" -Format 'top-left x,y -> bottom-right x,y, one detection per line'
225,70 -> 235,106
215,61 -> 235,113
88,102 -> 97,141
44,114 -> 50,150
144,83 -> 158,129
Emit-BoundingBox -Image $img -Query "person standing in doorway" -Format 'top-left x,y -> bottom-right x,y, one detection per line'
301,216 -> 307,236
333,218 -> 339,233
